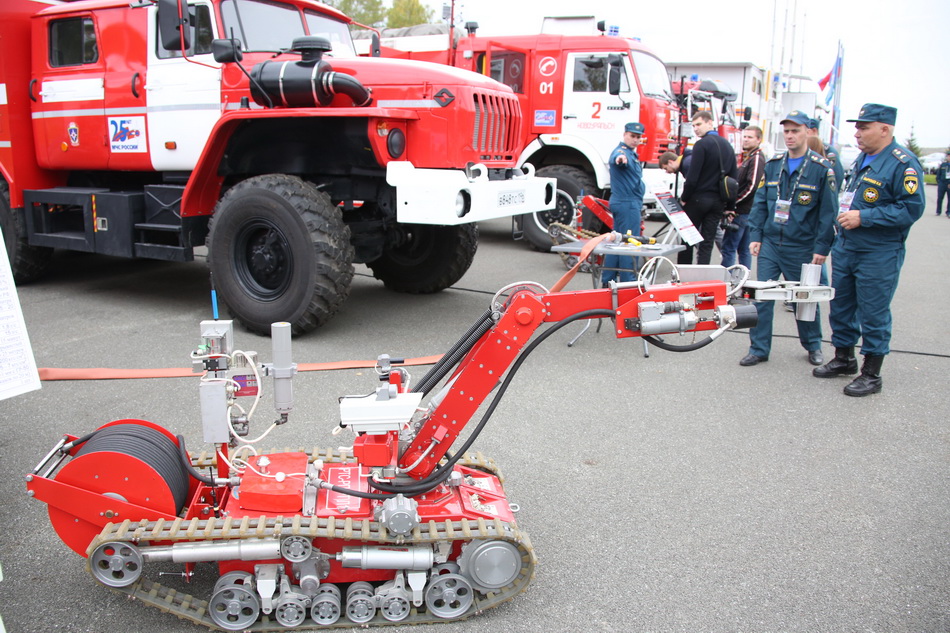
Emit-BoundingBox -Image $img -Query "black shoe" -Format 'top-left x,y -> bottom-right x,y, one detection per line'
813,346 -> 858,377
808,349 -> 824,366
843,354 -> 884,397
739,354 -> 768,366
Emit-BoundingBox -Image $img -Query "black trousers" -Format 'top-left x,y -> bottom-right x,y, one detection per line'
678,194 -> 724,265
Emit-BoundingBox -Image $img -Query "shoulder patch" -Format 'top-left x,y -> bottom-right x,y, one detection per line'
827,168 -> 837,191
767,153 -> 785,163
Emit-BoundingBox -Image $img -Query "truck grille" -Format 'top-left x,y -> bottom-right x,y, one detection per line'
472,92 -> 519,158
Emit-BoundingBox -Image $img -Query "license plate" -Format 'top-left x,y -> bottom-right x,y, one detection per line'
498,190 -> 525,207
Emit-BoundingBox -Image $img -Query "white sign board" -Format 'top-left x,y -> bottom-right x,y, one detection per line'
653,189 -> 704,246
0,237 -> 41,400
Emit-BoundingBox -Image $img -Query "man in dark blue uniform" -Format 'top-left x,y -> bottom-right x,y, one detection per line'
936,153 -> 950,216
813,103 -> 925,396
740,111 -> 836,367
602,122 -> 645,285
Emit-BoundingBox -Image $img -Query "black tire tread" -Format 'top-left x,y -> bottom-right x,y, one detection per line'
0,179 -> 53,283
207,174 -> 354,335
368,223 -> 477,294
521,165 -> 598,252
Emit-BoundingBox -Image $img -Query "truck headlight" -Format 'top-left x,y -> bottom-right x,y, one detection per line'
387,128 -> 406,159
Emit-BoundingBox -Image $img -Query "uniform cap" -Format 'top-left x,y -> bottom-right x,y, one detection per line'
806,117 -> 820,130
846,103 -> 897,125
624,122 -> 645,135
780,110 -> 811,126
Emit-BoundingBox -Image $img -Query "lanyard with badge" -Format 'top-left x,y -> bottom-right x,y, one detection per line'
775,155 -> 806,225
839,160 -> 868,215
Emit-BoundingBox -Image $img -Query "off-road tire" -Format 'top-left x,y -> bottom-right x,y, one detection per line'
367,223 -> 477,293
0,179 -> 53,283
206,174 -> 354,336
520,165 -> 598,252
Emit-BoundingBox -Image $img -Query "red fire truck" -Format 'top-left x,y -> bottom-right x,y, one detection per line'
0,0 -> 554,334
364,21 -> 679,250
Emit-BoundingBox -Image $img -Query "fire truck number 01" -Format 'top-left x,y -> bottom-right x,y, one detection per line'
539,81 -> 554,94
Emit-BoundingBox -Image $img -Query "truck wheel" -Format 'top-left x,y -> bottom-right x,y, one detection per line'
207,175 -> 354,335
0,179 -> 53,283
520,165 -> 598,252
367,223 -> 477,293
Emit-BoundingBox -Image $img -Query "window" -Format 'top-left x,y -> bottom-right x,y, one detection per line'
49,17 -> 99,67
630,51 -> 672,101
304,10 -> 357,57
157,5 -> 215,58
221,0 -> 305,52
572,56 -> 608,93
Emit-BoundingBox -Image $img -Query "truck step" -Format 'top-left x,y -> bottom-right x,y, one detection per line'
133,242 -> 194,262
134,222 -> 182,233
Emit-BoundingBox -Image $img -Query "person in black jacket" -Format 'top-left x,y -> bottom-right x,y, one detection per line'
678,111 -> 738,264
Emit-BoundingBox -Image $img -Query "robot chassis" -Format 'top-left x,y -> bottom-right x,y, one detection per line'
26,264 -> 831,630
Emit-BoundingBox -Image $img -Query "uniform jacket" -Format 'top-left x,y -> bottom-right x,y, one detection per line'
938,160 -> 950,186
748,149 -> 837,255
608,142 -> 645,202
836,140 -> 925,252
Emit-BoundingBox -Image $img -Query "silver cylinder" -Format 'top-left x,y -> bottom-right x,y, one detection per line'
639,310 -> 698,335
271,322 -> 294,415
796,263 -> 821,322
338,545 -> 433,570
142,538 -> 281,563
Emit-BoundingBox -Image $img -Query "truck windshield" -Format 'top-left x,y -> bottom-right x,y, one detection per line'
219,0 -> 356,57
630,51 -> 673,102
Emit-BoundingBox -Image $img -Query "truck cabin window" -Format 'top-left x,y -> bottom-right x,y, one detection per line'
49,17 -> 99,67
219,0 -> 357,57
573,56 -> 628,93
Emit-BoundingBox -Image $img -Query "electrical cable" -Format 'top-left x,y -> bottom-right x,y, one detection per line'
176,435 -> 217,486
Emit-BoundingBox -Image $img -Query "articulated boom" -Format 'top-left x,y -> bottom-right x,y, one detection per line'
399,279 -> 736,478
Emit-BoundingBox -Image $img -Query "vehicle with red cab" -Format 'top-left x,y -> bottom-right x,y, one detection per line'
0,0 -> 555,334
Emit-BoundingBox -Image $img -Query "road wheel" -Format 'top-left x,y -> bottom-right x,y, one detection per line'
367,223 -> 477,293
207,175 -> 354,335
520,165 -> 598,252
0,179 -> 53,283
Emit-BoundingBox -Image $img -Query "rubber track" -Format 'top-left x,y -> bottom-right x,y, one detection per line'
84,451 -> 533,630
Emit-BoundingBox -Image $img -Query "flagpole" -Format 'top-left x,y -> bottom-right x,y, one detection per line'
832,41 -> 843,147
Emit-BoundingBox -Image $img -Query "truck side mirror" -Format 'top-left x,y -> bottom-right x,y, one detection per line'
607,54 -> 623,96
158,0 -> 192,51
212,38 -> 243,63
371,33 -> 381,57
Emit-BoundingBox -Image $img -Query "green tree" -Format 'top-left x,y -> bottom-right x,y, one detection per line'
904,125 -> 922,157
323,0 -> 387,27
387,0 -> 433,28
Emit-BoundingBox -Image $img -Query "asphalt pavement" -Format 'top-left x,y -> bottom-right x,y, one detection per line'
0,186 -> 947,633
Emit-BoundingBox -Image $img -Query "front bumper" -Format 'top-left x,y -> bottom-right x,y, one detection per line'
386,162 -> 556,225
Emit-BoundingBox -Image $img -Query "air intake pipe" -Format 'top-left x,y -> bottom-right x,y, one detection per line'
249,36 -> 373,108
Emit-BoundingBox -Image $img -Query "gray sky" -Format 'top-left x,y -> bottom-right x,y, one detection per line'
444,0 -> 947,149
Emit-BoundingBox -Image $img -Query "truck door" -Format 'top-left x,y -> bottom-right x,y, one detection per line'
560,52 -> 641,164
32,11 -> 109,170
144,2 -> 221,171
